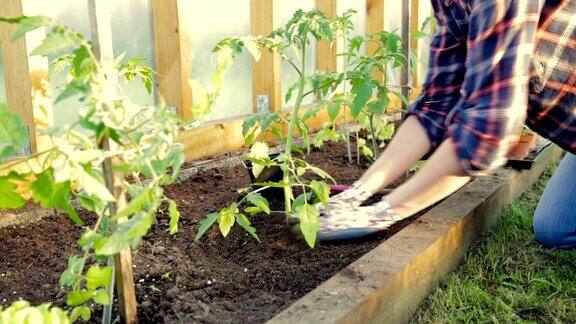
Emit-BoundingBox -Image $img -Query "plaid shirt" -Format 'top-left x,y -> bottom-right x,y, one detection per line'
407,0 -> 576,175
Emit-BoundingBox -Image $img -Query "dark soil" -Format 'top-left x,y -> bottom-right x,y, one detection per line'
0,141 -> 419,323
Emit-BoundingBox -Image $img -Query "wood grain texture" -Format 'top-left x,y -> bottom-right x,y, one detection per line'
315,0 -> 337,72
410,0 -> 420,86
251,0 -> 282,112
152,0 -> 193,119
366,0 -> 384,81
0,0 -> 53,153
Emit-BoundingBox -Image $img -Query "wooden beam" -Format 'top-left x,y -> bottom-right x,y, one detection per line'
152,0 -> 193,119
410,0 -> 420,86
315,0 -> 337,72
250,0 -> 282,112
88,1 -> 137,323
366,0 -> 384,81
400,0 -> 411,111
0,0 -> 53,154
178,87 -> 421,161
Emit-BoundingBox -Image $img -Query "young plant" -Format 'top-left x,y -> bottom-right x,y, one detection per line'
196,10 -> 346,247
0,15 -> 229,322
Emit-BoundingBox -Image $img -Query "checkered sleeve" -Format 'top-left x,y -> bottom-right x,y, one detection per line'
406,5 -> 467,151
448,0 -> 544,176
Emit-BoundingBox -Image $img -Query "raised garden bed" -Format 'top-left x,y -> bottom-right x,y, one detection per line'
270,144 -> 563,324
0,141 -> 411,323
0,141 -> 562,323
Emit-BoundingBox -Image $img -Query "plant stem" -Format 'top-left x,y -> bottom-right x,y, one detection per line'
368,113 -> 379,158
342,36 -> 353,164
283,45 -> 307,216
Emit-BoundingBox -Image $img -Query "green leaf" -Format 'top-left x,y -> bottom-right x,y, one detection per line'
310,180 -> 330,208
59,269 -> 76,288
31,168 -> 83,225
70,306 -> 91,322
0,176 -> 25,209
195,212 -> 219,240
12,16 -> 51,40
246,193 -> 270,214
218,205 -> 237,237
308,166 -> 333,181
92,289 -> 110,305
296,204 -> 320,248
114,189 -> 155,220
351,81 -> 373,117
248,142 -> 269,178
85,265 -> 112,290
66,290 -> 93,307
96,213 -> 154,255
75,168 -> 115,202
168,200 -> 181,234
292,192 -> 312,212
31,31 -> 77,56
0,103 -> 29,157
55,79 -> 90,103
235,214 -> 260,242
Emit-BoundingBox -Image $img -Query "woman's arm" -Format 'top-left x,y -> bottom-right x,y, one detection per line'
358,116 -> 471,218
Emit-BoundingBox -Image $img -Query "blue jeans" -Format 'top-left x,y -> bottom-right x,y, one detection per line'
533,153 -> 576,250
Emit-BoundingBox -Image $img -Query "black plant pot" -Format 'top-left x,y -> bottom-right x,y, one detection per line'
242,152 -> 284,198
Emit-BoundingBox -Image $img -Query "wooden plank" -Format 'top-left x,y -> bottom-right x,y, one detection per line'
269,145 -> 563,324
250,0 -> 282,112
315,0 -> 337,72
152,0 -> 193,119
0,0 -> 53,153
88,1 -> 138,323
400,0 -> 411,111
410,0 -> 420,86
177,85 -> 421,161
366,0 -> 384,81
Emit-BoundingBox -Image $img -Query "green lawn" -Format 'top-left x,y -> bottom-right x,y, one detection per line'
413,164 -> 576,323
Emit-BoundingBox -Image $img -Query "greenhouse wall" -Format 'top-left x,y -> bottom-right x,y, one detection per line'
1,0 -> 434,157
0,53 -> 6,104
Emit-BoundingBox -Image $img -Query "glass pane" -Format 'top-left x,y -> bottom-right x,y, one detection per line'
24,0 -> 92,126
0,53 -> 6,104
110,0 -> 156,107
417,0 -> 434,86
277,0 -> 316,108
337,1 -> 367,85
384,1 -> 403,86
185,0 -> 253,121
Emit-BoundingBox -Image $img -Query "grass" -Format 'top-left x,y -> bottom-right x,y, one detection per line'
413,163 -> 576,323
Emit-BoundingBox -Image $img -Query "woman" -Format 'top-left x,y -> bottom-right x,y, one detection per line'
318,0 -> 576,250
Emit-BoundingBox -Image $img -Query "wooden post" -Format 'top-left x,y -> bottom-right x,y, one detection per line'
250,0 -> 281,112
400,0 -> 411,112
315,0 -> 337,73
152,0 -> 193,119
88,1 -> 138,323
410,0 -> 420,86
0,0 -> 53,154
366,0 -> 384,81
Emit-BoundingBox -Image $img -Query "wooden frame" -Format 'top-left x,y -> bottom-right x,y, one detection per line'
315,0 -> 337,73
152,0 -> 193,119
0,0 -> 53,153
0,0 -> 429,166
250,0 -> 282,112
410,0 -> 420,86
366,0 -> 384,81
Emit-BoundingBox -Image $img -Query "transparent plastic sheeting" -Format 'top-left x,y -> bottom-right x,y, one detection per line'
23,0 -> 155,126
277,0 -> 316,108
184,0 -> 253,121
0,53 -> 6,104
